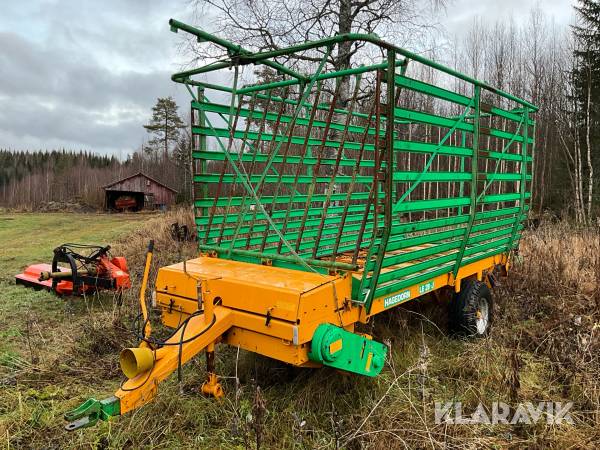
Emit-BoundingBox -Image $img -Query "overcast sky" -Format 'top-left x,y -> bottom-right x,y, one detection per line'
0,0 -> 574,157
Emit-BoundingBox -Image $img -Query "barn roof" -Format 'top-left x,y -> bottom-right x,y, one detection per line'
103,171 -> 178,193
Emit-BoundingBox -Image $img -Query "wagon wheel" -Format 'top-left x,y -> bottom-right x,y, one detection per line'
450,279 -> 493,337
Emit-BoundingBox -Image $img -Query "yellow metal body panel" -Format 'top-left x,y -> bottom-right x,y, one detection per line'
116,306 -> 234,414
154,254 -> 506,369
225,328 -> 318,367
156,256 -> 357,345
156,258 -> 345,322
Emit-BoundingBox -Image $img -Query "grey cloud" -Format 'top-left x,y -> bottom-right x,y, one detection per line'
0,0 -> 193,155
0,0 -> 573,155
0,97 -> 142,148
0,29 -> 185,153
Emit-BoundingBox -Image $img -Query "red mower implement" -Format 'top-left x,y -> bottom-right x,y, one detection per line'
15,244 -> 131,296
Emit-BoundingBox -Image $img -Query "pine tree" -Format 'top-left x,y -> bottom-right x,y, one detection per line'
573,1 -> 600,125
573,0 -> 600,218
143,97 -> 186,160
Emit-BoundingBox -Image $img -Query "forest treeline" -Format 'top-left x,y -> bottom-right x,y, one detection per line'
0,149 -> 190,208
450,1 -> 600,223
0,96 -> 191,209
0,150 -> 122,208
2,2 -> 600,221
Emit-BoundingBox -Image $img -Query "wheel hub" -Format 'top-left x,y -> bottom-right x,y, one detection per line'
475,298 -> 489,334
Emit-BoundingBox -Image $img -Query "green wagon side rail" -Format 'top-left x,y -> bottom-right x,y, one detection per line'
169,19 -> 537,312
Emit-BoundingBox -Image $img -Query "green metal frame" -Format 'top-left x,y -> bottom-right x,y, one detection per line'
170,19 -> 537,312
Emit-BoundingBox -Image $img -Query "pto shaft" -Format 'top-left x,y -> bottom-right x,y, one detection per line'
39,267 -> 97,281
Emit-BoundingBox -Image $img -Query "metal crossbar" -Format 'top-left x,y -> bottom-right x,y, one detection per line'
171,19 -> 537,312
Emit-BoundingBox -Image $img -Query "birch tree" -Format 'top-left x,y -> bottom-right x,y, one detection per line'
189,0 -> 445,105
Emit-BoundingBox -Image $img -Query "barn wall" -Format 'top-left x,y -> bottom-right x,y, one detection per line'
104,174 -> 176,208
106,175 -> 149,192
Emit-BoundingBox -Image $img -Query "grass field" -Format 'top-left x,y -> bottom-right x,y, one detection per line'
0,212 -> 598,449
0,213 -> 148,448
0,213 -> 146,363
0,213 -> 146,351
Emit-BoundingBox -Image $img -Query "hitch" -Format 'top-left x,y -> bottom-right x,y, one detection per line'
64,396 -> 120,431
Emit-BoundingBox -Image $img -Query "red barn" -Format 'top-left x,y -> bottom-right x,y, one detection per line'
104,172 -> 177,211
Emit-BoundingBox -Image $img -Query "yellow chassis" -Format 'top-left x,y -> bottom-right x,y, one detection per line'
114,252 -> 507,415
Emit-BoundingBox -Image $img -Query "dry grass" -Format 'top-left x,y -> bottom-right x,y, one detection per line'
517,221 -> 600,297
1,212 -> 599,449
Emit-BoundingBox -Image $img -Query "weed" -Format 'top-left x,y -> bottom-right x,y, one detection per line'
0,213 -> 598,448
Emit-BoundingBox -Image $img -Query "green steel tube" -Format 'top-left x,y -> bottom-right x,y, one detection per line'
169,18 -> 538,111
506,108 -> 531,251
453,85 -> 481,278
169,19 -> 305,81
200,245 -> 357,271
459,131 -> 466,215
170,19 -> 242,54
235,59 -> 407,95
364,50 -> 397,313
197,87 -> 208,218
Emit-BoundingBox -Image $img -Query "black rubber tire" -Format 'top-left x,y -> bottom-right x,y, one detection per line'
450,279 -> 493,337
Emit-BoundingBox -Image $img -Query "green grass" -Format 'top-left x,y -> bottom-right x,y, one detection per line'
0,215 -> 597,449
0,213 -> 144,281
0,212 -> 146,357
0,213 -> 149,449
